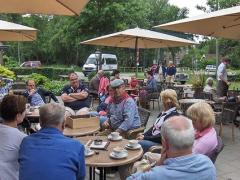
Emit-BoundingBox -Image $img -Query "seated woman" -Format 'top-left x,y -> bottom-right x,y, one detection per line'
139,71 -> 158,109
203,77 -> 216,94
0,95 -> 27,180
186,101 -> 218,156
137,89 -> 180,152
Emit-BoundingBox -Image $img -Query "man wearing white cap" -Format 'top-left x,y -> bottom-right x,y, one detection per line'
102,79 -> 140,136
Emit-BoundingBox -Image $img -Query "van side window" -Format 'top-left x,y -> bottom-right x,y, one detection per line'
106,58 -> 117,64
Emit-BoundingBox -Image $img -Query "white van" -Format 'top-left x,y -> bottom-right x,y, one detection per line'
82,53 -> 118,76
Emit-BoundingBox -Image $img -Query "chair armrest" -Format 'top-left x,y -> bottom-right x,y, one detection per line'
126,127 -> 145,139
148,145 -> 162,153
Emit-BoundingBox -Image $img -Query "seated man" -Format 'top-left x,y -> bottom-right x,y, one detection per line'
23,79 -> 59,106
19,103 -> 86,180
61,72 -> 89,116
128,116 -> 216,180
102,79 -> 141,136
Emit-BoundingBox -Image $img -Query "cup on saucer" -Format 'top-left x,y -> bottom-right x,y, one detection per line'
113,146 -> 126,157
84,146 -> 91,155
128,140 -> 139,148
111,132 -> 120,140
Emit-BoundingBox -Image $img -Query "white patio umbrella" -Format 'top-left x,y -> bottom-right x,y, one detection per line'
0,20 -> 38,65
155,5 -> 240,40
0,0 -> 89,16
0,20 -> 37,41
81,27 -> 197,76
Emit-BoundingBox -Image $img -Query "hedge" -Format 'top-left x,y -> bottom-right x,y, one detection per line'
10,67 -> 74,80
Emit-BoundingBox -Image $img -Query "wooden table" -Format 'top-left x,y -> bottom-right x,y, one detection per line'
63,126 -> 100,137
77,136 -> 143,180
179,98 -> 215,114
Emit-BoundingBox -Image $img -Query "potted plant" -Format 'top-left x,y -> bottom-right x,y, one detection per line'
190,71 -> 206,98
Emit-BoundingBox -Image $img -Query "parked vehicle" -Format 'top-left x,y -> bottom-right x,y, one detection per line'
205,65 -> 216,72
82,53 -> 118,76
20,61 -> 41,68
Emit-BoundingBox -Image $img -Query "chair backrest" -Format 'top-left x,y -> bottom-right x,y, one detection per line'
208,136 -> 224,163
137,107 -> 151,127
148,92 -> 160,100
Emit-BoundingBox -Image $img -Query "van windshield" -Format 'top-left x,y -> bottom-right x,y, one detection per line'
86,58 -> 97,65
105,58 -> 117,64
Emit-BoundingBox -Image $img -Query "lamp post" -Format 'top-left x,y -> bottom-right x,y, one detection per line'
95,49 -> 101,73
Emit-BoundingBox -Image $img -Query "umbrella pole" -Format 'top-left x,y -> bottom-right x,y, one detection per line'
135,37 -> 139,77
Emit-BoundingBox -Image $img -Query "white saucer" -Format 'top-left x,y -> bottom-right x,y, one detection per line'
85,150 -> 95,157
108,135 -> 123,141
110,151 -> 128,159
26,112 -> 32,115
125,144 -> 141,150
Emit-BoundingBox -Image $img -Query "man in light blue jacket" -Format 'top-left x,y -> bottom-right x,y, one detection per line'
127,116 -> 216,180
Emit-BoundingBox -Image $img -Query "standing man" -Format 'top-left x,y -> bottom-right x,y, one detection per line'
166,61 -> 176,83
19,103 -> 86,180
61,72 -> 89,116
89,70 -> 104,95
23,79 -> 59,106
217,58 -> 231,97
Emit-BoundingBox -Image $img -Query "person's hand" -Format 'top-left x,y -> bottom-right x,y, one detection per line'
103,120 -> 110,128
29,89 -> 36,96
227,82 -> 231,86
136,133 -> 144,140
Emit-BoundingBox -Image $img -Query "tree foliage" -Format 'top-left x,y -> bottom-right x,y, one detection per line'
2,0 -> 192,68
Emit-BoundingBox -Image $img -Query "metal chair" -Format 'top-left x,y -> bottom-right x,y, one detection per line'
149,92 -> 160,110
214,102 -> 240,141
126,107 -> 151,139
208,136 -> 224,163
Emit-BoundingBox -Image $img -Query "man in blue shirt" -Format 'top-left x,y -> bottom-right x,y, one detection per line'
23,79 -> 59,106
19,103 -> 86,180
128,116 -> 216,180
61,72 -> 89,116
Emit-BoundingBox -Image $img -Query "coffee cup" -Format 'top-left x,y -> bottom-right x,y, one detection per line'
111,132 -> 120,139
84,146 -> 91,155
94,139 -> 102,145
113,146 -> 125,156
128,140 -> 138,147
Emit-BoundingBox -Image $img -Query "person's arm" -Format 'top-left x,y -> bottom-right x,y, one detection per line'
69,90 -> 88,100
41,88 -> 59,102
60,86 -> 76,102
23,91 -> 32,103
117,99 -> 139,132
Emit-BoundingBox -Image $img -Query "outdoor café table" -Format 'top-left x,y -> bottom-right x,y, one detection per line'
25,107 -> 40,123
63,126 -> 100,137
179,98 -> 215,114
76,136 -> 143,180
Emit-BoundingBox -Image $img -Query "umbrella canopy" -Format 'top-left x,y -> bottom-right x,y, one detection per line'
0,0 -> 89,16
81,27 -> 197,48
0,20 -> 37,41
155,5 -> 240,40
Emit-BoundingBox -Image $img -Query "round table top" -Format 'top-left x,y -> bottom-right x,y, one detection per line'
63,127 -> 100,137
179,98 -> 215,104
76,136 -> 143,167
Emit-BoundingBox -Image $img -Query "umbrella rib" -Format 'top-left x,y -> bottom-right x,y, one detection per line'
56,0 -> 78,16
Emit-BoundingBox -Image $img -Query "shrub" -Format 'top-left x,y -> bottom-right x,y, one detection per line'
3,55 -> 18,68
0,65 -> 16,79
88,71 -> 96,81
23,73 -> 49,86
44,81 -> 67,96
10,67 -> 74,80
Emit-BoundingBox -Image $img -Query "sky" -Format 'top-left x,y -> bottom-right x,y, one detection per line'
168,0 -> 208,17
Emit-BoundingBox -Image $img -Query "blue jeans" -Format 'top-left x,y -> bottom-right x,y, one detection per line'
89,111 -> 108,127
139,140 -> 160,153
